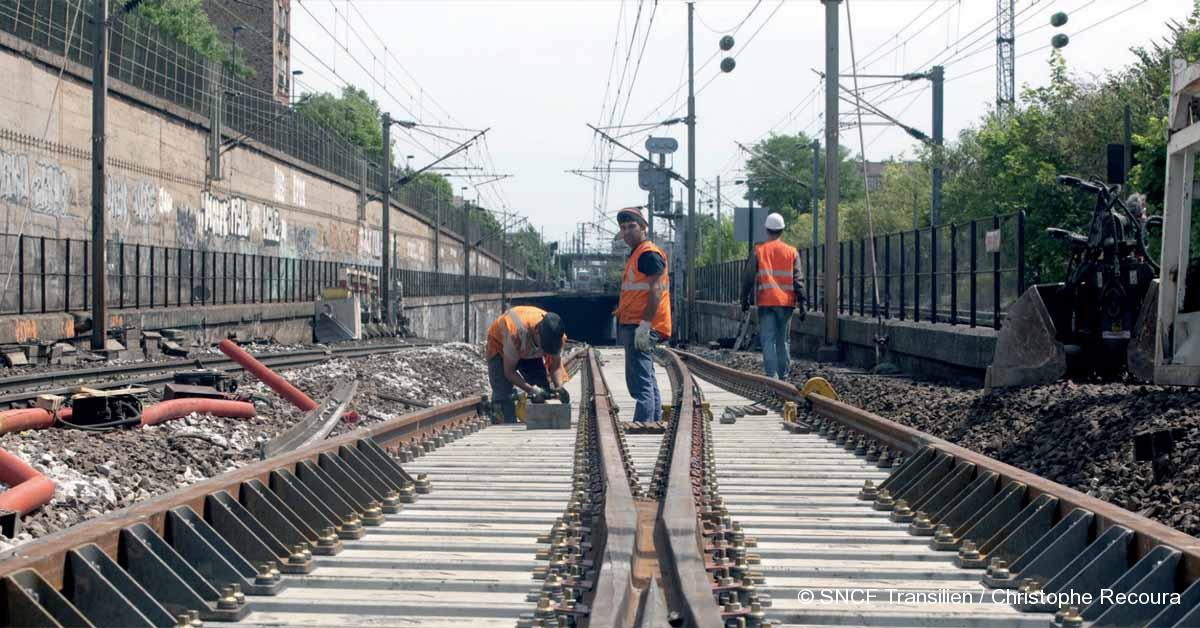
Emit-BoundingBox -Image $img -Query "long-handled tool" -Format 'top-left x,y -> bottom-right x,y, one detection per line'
732,309 -> 754,352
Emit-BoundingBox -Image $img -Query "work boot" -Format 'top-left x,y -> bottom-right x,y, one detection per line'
497,399 -> 519,425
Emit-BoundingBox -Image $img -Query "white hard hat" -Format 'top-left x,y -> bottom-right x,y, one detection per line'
765,212 -> 785,230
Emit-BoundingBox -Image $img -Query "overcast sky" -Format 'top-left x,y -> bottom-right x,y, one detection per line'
290,0 -> 1188,250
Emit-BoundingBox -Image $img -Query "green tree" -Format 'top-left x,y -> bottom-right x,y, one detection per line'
134,0 -> 251,76
299,87 -> 387,158
743,133 -> 864,225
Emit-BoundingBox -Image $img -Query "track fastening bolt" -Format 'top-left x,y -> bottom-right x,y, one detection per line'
255,562 -> 275,585
1059,605 -> 1084,627
217,586 -> 238,610
988,558 -> 1011,579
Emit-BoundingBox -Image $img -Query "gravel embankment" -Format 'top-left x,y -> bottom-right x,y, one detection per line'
705,350 -> 1200,538
0,342 -> 488,551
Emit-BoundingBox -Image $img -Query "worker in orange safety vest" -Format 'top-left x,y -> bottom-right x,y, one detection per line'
485,306 -> 568,423
740,212 -> 806,379
615,206 -> 671,423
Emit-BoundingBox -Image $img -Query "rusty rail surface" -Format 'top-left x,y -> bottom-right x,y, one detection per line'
676,348 -> 1200,625
657,349 -> 725,628
0,395 -> 484,625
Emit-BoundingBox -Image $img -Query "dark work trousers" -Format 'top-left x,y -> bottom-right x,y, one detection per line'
618,324 -> 662,423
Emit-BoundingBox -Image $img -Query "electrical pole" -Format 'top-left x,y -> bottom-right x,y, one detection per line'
811,139 -> 820,251
500,227 -> 507,310
820,0 -> 841,360
434,193 -> 441,273
931,65 -> 943,228
716,175 -> 722,264
462,199 -> 471,343
91,0 -> 109,352
380,113 -> 393,327
686,0 -> 697,343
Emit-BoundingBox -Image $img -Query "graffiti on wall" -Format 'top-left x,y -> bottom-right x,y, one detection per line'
30,160 -> 73,216
0,149 -> 74,216
104,173 -> 175,230
274,167 -> 287,204
201,191 -> 251,240
284,221 -> 318,259
0,150 -> 27,205
176,204 -> 199,249
105,174 -> 129,226
260,203 -> 283,243
291,174 -> 306,207
358,224 -> 381,260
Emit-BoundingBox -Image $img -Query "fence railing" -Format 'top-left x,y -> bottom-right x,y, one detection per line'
0,234 -> 552,317
695,211 -> 1026,329
0,0 -> 530,271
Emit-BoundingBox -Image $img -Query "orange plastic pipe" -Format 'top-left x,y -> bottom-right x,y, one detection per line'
0,408 -> 56,435
140,398 -> 256,426
0,448 -> 55,514
218,339 -> 318,412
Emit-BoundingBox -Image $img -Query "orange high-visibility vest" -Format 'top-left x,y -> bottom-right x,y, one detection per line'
486,306 -> 547,361
755,239 -> 798,307
485,306 -> 569,380
617,239 -> 672,338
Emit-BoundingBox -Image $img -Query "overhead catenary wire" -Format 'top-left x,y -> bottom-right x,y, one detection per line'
947,0 -> 1146,84
844,0 -> 886,336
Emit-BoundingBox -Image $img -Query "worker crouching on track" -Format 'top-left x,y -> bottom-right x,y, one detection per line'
485,306 -> 568,424
741,212 -> 806,380
615,206 -> 672,423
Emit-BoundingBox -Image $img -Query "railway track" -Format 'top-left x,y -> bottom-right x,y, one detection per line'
2,345 -> 1199,627
0,341 -> 436,408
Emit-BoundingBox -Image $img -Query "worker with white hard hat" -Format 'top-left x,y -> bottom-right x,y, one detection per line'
740,212 -> 806,379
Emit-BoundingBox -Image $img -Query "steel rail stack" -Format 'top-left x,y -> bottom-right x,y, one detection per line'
0,342 -> 438,409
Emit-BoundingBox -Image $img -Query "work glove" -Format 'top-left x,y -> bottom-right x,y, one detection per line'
634,321 -> 655,352
795,304 -> 807,322
741,301 -> 750,313
528,385 -> 549,403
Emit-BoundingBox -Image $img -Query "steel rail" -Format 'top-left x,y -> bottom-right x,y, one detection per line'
0,342 -> 436,408
0,395 -> 483,608
656,348 -> 725,627
0,342 -> 436,393
587,348 -> 642,627
674,347 -> 1200,612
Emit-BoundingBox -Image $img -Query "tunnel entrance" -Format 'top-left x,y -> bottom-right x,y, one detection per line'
515,294 -> 620,346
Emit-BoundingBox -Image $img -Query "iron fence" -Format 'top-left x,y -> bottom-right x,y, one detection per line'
0,233 -> 551,316
695,211 -> 1027,329
0,0 -> 529,270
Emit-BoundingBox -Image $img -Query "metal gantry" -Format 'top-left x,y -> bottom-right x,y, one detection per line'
996,0 -> 1016,117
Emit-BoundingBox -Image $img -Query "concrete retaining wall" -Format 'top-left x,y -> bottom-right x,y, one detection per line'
0,31 -> 507,310
694,301 -> 998,382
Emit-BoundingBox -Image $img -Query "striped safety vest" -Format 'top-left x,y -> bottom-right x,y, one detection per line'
755,239 -> 798,307
616,239 -> 672,338
485,306 -> 545,362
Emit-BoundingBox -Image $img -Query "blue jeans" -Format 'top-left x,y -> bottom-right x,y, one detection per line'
619,324 -> 662,423
759,306 -> 793,379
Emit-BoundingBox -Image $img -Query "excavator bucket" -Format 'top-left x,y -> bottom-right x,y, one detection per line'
1126,280 -> 1159,383
985,286 -> 1067,389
